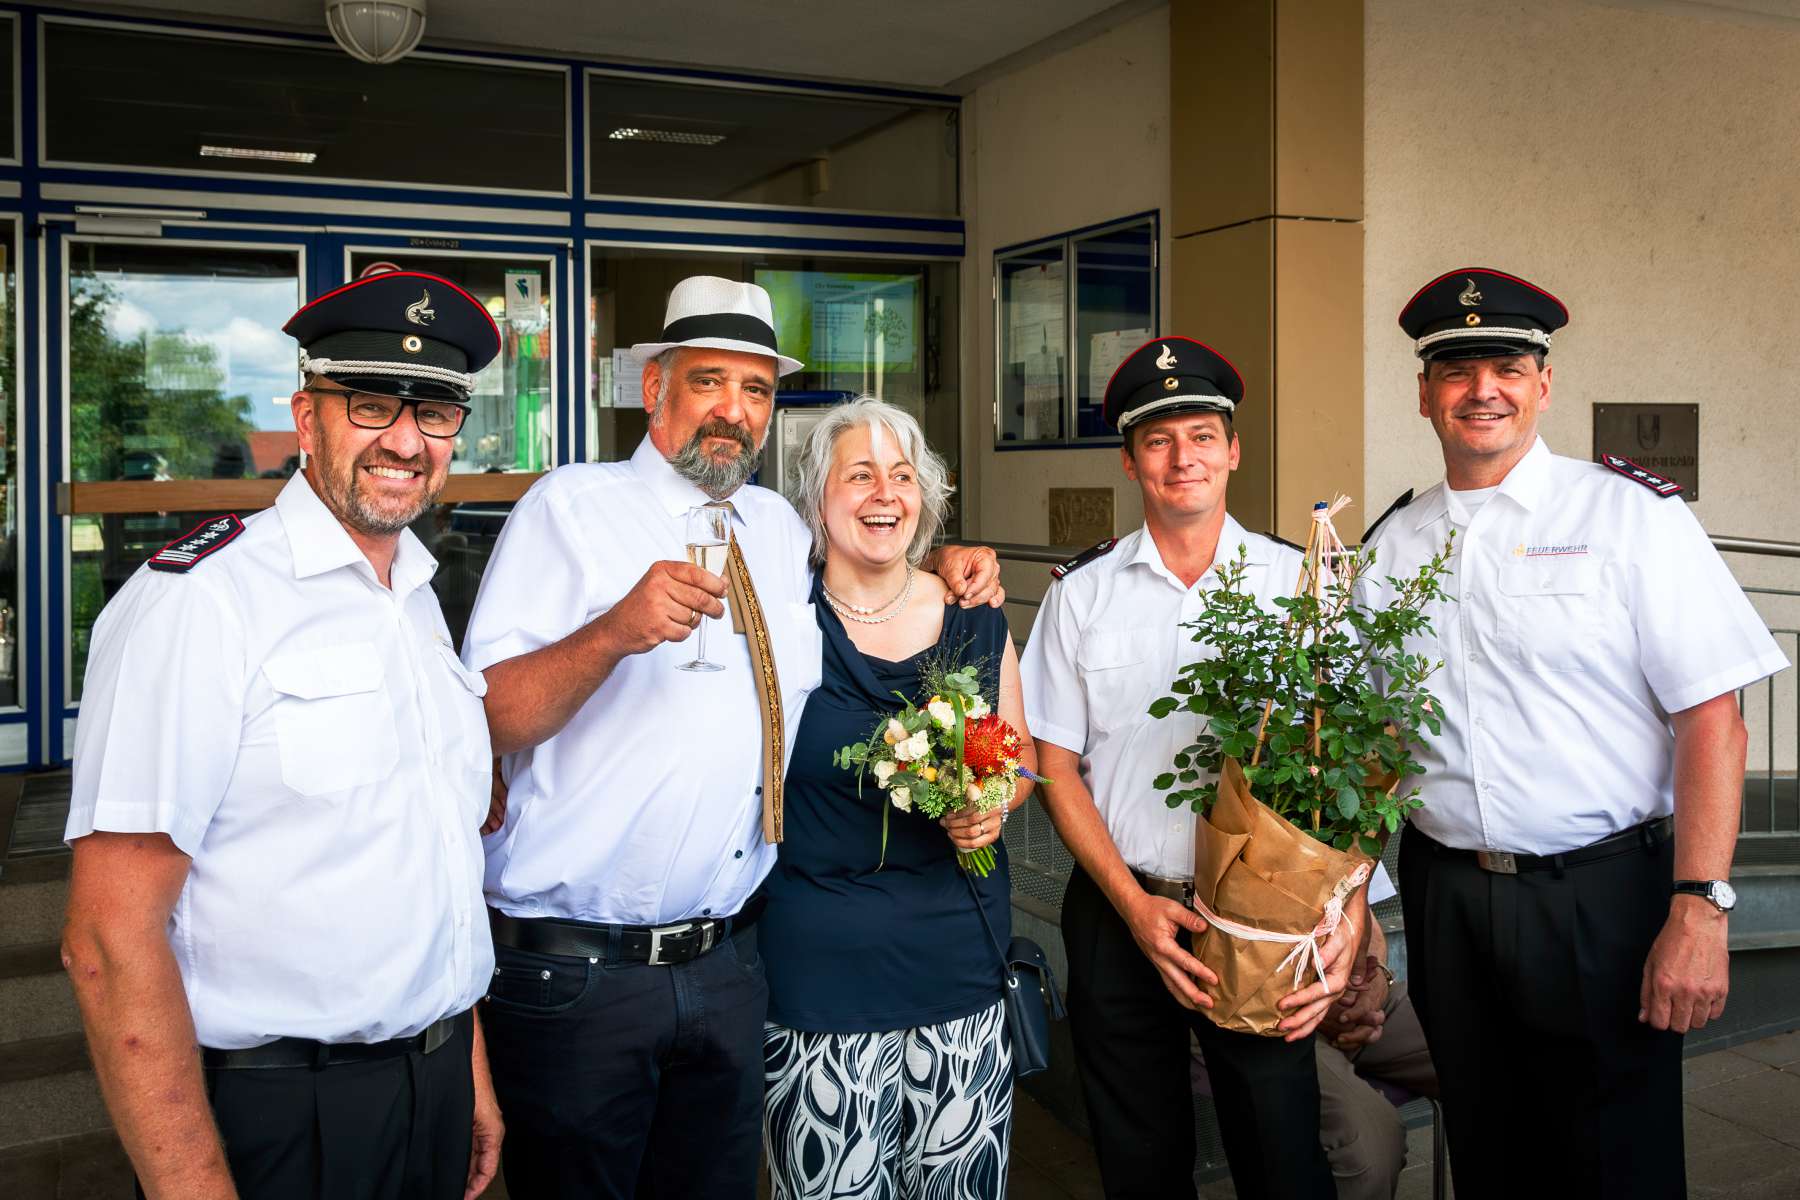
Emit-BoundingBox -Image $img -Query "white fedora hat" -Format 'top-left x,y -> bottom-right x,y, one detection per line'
630,275 -> 804,377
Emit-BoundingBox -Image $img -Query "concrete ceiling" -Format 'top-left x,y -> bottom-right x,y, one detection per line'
77,0 -> 1150,91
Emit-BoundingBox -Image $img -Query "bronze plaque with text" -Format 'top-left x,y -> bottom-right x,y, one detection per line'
1592,403 -> 1698,500
1049,488 -> 1115,547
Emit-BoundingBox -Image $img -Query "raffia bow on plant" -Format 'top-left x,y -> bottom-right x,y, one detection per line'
1146,496 -> 1453,1034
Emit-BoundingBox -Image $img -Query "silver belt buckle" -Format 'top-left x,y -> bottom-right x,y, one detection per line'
1476,851 -> 1518,874
647,921 -> 695,966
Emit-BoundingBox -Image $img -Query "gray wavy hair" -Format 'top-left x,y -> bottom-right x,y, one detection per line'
792,396 -> 952,568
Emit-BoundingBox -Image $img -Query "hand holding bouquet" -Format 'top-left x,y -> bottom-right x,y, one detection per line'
834,658 -> 1044,876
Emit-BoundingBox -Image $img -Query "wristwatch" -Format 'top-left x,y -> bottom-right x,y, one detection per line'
1673,879 -> 1737,913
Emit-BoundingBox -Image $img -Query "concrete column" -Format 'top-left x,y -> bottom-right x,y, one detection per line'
1169,0 -> 1363,542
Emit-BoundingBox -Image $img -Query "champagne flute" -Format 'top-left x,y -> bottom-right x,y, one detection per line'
680,504 -> 730,673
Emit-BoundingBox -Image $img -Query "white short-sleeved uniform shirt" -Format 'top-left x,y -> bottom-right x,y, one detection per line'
1022,518 -> 1310,881
67,473 -> 494,1050
463,436 -> 821,927
1362,438 -> 1789,856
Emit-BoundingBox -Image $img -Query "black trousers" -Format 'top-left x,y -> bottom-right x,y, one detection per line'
1062,866 -> 1334,1200
1399,822 -> 1686,1200
150,1011 -> 474,1200
482,924 -> 767,1199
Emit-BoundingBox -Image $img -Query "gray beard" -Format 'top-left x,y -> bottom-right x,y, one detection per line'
668,430 -> 764,499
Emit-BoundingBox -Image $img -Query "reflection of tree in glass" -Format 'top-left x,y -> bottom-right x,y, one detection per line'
863,305 -> 906,350
68,281 -> 258,482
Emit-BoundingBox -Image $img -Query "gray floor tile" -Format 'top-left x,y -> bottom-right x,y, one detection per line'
1733,1029 -> 1800,1070
1687,1070 -> 1800,1151
1685,1047 -> 1774,1091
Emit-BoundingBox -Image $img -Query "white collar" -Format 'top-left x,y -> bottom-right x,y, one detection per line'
276,472 -> 436,593
1414,436 -> 1552,530
628,435 -> 752,526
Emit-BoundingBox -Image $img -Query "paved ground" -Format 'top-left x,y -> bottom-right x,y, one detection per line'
1006,1027 -> 1800,1200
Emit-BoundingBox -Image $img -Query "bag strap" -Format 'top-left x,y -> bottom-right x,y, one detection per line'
961,869 -> 1012,983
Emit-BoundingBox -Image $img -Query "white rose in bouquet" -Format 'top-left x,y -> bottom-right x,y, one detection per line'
890,786 -> 912,812
871,759 -> 898,784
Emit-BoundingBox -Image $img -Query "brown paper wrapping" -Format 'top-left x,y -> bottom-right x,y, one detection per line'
1189,757 -> 1373,1036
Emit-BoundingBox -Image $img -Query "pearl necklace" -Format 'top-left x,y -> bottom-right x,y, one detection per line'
823,567 -> 914,624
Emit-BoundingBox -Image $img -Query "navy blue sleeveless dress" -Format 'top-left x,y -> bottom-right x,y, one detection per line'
760,573 -> 1013,1034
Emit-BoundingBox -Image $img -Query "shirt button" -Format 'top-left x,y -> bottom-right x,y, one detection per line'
734,850 -> 743,859
703,908 -> 712,916
539,969 -> 551,980
755,787 -> 763,796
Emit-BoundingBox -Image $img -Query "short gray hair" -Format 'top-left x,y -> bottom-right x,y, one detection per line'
792,396 -> 952,568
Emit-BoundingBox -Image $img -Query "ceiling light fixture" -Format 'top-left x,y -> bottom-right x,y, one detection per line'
326,0 -> 427,65
608,127 -> 727,146
200,145 -> 319,164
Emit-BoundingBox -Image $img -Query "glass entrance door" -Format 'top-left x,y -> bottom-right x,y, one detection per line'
55,233 -> 307,731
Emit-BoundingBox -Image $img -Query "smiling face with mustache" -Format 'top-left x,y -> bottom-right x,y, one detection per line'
644,347 -> 776,499
295,379 -> 453,540
1418,353 -> 1553,489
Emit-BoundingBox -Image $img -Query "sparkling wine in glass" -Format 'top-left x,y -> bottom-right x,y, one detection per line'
680,504 -> 730,673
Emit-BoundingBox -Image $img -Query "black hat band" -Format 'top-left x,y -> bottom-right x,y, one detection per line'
660,312 -> 779,354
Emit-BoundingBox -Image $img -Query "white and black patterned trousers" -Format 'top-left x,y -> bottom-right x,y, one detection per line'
762,1001 -> 1013,1199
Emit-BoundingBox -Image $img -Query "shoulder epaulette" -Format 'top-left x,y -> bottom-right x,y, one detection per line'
1050,537 -> 1118,581
147,514 -> 245,573
1359,489 -> 1415,545
1599,454 -> 1682,498
1262,531 -> 1303,553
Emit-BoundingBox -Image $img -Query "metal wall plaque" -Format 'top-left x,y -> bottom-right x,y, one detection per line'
1048,487 -> 1114,547
1592,403 -> 1699,500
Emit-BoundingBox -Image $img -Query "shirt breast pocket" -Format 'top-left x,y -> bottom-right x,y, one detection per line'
1077,629 -> 1158,733
778,601 -> 823,708
1498,559 -> 1604,673
262,644 -> 399,797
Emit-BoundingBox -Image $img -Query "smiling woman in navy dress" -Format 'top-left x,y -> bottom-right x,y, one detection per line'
758,397 -> 1035,1199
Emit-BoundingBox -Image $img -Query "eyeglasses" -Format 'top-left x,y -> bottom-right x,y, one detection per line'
308,387 -> 469,438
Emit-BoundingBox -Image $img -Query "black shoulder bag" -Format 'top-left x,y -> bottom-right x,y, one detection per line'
963,871 -> 1066,1078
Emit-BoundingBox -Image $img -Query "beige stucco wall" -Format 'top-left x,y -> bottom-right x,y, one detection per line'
1363,0 -> 1800,601
961,4 -> 1172,599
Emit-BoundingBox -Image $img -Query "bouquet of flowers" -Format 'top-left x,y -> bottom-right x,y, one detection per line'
1147,496 -> 1453,1034
834,658 -> 1042,876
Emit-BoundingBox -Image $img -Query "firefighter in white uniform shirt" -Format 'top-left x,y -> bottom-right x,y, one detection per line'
1361,267 -> 1789,1200
1022,336 -> 1385,1199
62,272 -> 504,1200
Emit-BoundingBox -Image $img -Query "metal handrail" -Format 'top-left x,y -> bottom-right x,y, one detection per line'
957,534 -> 1800,563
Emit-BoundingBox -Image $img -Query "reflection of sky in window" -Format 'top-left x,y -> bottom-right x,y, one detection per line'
79,272 -> 301,432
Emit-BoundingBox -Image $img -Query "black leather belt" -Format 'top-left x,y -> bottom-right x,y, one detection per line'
489,893 -> 765,967
1131,869 -> 1195,905
1427,816 -> 1672,875
201,1008 -> 469,1071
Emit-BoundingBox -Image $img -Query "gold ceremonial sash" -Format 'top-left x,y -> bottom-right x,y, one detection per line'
725,535 -> 784,843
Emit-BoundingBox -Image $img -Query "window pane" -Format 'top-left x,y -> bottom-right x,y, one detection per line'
68,241 -> 302,484
1073,221 -> 1156,440
587,246 -> 961,534
588,75 -> 956,214
0,220 -> 16,708
0,17 -> 15,162
996,246 -> 1068,444
45,23 -> 566,193
346,255 -> 554,474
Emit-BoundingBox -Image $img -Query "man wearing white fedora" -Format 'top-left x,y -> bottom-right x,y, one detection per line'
462,276 -> 1002,1197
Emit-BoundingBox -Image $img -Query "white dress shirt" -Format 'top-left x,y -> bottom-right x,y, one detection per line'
1362,438 -> 1789,855
464,436 -> 821,926
1022,518 -> 1313,880
67,473 -> 494,1050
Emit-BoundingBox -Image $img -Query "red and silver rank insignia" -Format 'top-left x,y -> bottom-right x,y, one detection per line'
147,514 -> 245,573
1599,454 -> 1682,498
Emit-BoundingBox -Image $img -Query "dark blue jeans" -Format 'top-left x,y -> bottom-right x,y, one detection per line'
481,925 -> 767,1199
